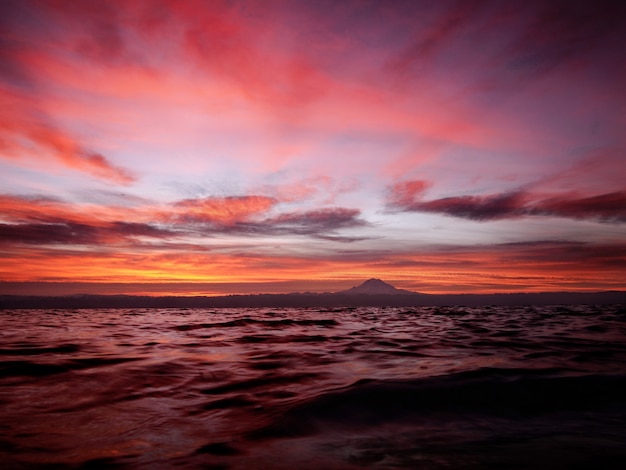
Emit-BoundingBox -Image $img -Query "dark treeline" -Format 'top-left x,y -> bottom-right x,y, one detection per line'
1,291 -> 625,309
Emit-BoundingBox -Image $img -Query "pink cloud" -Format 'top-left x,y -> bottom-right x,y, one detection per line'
0,86 -> 135,185
387,180 -> 430,208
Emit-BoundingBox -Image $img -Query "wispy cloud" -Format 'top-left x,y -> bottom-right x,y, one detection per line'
0,86 -> 135,184
170,196 -> 278,225
0,193 -> 366,248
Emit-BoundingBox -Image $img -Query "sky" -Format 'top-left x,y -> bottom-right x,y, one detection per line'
1,0 -> 625,296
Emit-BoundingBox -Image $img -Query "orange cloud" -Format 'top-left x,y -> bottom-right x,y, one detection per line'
171,196 -> 277,225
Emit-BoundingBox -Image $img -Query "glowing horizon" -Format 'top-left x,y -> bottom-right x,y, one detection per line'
1,0 -> 625,296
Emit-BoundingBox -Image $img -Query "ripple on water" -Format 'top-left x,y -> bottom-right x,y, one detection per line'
0,305 -> 625,468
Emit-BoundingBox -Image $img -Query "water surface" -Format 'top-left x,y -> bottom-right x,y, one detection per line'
1,305 -> 625,468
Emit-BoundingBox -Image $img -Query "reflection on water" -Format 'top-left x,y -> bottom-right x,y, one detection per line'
1,305 -> 625,468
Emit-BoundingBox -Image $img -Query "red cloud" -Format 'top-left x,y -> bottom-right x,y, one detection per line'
0,86 -> 135,185
26,124 -> 135,185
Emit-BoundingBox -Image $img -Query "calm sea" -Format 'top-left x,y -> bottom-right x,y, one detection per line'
1,305 -> 625,469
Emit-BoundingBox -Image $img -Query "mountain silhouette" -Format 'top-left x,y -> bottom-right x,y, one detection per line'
338,278 -> 414,295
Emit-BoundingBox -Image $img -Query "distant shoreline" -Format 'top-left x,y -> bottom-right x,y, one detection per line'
1,291 -> 625,309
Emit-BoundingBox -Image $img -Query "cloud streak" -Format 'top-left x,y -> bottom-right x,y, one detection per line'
0,86 -> 135,185
388,181 -> 626,223
0,193 -> 367,247
0,221 -> 175,246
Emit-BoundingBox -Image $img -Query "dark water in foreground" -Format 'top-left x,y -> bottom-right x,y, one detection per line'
1,306 -> 625,469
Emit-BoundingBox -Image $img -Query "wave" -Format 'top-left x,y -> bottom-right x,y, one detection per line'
173,317 -> 339,331
2,306 -> 625,469
0,343 -> 81,356
0,356 -> 140,378
249,368 -> 626,440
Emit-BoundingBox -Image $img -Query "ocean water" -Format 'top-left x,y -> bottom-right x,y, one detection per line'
1,305 -> 625,469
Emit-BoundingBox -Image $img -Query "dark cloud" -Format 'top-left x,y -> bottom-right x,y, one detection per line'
0,221 -> 176,246
387,180 -> 626,223
411,192 -> 527,221
316,234 -> 372,243
531,192 -> 626,223
204,207 -> 368,241
0,222 -> 97,245
269,208 -> 366,234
